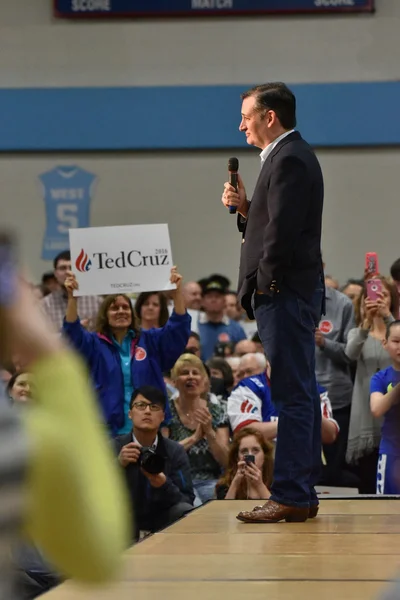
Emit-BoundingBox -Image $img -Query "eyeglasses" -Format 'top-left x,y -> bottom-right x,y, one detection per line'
132,401 -> 162,412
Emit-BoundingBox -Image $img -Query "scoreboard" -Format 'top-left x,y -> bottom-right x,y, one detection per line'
54,0 -> 375,18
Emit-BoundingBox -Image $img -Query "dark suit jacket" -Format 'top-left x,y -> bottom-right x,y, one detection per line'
237,131 -> 324,319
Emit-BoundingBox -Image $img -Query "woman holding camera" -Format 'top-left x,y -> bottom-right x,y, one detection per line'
346,276 -> 398,493
216,428 -> 273,500
62,267 -> 190,436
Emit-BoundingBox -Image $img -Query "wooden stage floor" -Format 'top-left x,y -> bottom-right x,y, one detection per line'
44,499 -> 400,600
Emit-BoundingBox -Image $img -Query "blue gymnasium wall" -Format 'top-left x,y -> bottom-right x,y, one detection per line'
1,80 -> 399,151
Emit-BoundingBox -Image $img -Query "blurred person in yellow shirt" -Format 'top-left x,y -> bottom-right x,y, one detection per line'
0,233 -> 129,598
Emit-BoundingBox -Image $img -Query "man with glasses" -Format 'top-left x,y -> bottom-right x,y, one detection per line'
41,250 -> 102,331
115,386 -> 194,541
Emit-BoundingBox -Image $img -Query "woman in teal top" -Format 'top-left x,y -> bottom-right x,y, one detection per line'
63,267 -> 191,436
112,329 -> 136,434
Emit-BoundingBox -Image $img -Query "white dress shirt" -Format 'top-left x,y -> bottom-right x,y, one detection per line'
132,433 -> 158,449
260,129 -> 295,165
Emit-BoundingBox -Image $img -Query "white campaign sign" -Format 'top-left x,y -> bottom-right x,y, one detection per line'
69,223 -> 176,297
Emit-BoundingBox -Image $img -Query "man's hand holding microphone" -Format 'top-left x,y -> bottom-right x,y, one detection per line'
221,157 -> 250,218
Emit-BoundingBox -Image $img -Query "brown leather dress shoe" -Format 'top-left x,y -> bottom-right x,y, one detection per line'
236,500 -> 309,523
252,503 -> 319,519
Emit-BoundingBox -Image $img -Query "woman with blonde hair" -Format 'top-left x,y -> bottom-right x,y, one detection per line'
216,427 -> 273,500
165,353 -> 230,504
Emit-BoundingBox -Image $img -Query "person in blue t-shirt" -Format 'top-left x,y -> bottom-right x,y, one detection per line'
370,320 -> 400,494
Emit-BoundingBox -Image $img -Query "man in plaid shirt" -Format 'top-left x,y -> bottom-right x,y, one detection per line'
41,250 -> 102,332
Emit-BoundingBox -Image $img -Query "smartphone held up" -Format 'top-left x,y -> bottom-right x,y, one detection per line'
365,252 -> 379,278
365,252 -> 382,302
366,278 -> 383,302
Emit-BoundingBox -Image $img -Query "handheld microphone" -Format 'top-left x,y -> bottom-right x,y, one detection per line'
228,157 -> 239,215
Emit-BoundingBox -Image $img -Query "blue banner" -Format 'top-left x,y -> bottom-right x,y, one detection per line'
54,0 -> 374,18
40,165 -> 96,260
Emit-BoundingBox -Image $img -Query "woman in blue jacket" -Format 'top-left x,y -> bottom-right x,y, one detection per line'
62,267 -> 191,436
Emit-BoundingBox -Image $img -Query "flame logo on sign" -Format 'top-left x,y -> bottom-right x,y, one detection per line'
75,249 -> 92,273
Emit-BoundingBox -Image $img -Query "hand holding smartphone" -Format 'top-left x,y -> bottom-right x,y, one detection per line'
365,252 -> 382,302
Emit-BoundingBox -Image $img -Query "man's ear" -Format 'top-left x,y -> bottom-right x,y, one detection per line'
382,338 -> 388,350
266,110 -> 275,126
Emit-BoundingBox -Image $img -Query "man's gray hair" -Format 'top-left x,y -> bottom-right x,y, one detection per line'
254,352 -> 267,371
239,352 -> 267,371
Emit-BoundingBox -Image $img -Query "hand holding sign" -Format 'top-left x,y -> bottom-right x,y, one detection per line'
169,266 -> 182,293
169,266 -> 186,316
362,298 -> 378,330
65,271 -> 79,298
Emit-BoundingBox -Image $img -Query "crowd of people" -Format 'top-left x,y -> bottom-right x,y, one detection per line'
3,249 -> 400,597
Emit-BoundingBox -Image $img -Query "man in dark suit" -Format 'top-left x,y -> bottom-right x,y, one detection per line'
222,82 -> 325,523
